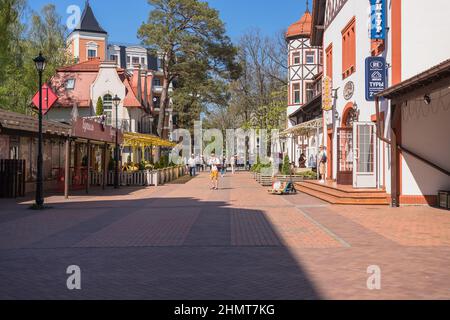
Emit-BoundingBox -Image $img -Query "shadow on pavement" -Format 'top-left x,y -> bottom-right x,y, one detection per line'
0,195 -> 321,300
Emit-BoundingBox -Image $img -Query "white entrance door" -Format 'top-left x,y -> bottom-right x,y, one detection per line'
353,122 -> 377,188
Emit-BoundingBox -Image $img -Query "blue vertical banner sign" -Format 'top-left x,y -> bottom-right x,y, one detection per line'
365,57 -> 387,101
370,0 -> 386,40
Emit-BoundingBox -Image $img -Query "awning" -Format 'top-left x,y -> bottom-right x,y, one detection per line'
123,132 -> 176,148
377,58 -> 450,100
281,118 -> 323,137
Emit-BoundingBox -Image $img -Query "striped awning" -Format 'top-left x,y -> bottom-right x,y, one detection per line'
123,132 -> 176,148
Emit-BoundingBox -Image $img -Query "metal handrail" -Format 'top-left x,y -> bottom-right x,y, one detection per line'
375,97 -> 450,177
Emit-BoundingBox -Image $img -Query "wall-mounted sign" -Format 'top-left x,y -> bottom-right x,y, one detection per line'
343,81 -> 355,100
365,56 -> 386,101
322,76 -> 333,111
72,118 -> 123,144
370,0 -> 386,40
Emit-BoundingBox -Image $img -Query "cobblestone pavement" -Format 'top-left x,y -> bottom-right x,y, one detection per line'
0,172 -> 449,300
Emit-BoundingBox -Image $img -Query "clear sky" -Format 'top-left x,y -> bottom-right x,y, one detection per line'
26,0 -> 309,44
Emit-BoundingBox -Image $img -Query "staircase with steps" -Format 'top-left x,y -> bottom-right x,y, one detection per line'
296,180 -> 389,205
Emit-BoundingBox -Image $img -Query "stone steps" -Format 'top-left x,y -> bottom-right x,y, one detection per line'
296,181 -> 389,205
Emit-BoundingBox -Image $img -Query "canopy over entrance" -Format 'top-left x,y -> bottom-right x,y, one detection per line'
123,132 -> 176,148
281,118 -> 323,137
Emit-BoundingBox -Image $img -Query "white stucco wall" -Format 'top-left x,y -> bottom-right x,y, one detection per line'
401,0 -> 450,80
323,0 -> 384,185
91,62 -> 126,123
401,87 -> 450,196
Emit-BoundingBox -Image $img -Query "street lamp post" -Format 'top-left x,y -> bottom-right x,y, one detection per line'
112,95 -> 121,189
33,52 -> 46,208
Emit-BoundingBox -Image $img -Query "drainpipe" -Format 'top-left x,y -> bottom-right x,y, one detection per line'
375,97 -> 391,145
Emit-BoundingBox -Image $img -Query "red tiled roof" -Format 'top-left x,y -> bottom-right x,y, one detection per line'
123,76 -> 143,108
51,60 -> 142,109
57,58 -> 102,72
286,11 -> 312,39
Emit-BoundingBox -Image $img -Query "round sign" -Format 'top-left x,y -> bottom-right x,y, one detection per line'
343,81 -> 355,100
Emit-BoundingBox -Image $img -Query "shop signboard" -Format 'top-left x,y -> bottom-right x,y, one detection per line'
322,76 -> 333,111
365,56 -> 387,101
72,118 -> 123,144
370,0 -> 386,40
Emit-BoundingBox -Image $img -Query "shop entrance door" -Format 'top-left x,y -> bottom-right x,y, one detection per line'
337,128 -> 353,185
353,122 -> 377,188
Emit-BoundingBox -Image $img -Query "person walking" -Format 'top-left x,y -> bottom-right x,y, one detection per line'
319,146 -> 327,184
231,155 -> 236,175
208,153 -> 221,190
195,154 -> 201,173
188,154 -> 197,177
221,156 -> 227,178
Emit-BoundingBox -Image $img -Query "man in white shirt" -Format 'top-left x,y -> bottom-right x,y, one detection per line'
208,153 -> 221,190
188,154 -> 197,177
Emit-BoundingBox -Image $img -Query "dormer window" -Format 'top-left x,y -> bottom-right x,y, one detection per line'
65,79 -> 75,90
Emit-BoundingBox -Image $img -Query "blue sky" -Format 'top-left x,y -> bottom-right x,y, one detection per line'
27,0 -> 309,44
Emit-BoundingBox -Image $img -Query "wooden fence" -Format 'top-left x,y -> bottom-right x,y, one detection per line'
90,166 -> 187,187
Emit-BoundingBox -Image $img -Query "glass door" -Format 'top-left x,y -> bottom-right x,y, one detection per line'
353,122 -> 377,188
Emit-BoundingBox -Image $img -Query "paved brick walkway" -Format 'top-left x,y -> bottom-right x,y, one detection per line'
0,172 -> 449,299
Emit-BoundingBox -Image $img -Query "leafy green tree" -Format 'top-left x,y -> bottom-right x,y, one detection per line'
138,0 -> 240,159
0,2 -> 72,114
96,97 -> 104,116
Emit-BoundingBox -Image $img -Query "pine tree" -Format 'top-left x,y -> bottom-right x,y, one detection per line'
138,0 -> 240,160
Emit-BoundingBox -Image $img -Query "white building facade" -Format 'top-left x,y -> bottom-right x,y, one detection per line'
312,0 -> 450,204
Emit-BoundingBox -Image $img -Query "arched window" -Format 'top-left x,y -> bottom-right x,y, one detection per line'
103,94 -> 113,125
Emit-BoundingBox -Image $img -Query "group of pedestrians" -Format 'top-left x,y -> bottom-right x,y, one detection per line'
185,154 -> 239,190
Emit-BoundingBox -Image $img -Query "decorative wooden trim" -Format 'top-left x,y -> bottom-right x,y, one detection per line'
341,16 -> 356,35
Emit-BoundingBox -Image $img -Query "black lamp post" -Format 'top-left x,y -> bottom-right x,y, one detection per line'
112,95 -> 121,189
33,52 -> 46,208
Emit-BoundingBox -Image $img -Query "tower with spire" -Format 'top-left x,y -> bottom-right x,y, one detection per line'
285,0 -> 322,117
67,1 -> 108,63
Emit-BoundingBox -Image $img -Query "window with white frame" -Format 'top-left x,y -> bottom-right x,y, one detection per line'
293,52 -> 301,65
87,42 -> 98,59
65,79 -> 75,90
110,55 -> 118,63
305,51 -> 315,64
103,94 -> 113,126
153,77 -> 161,87
293,83 -> 301,104
88,49 -> 97,59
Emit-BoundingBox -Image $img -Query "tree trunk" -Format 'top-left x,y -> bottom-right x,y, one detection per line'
155,72 -> 171,162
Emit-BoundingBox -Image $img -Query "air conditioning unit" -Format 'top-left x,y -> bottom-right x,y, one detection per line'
438,191 -> 450,210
